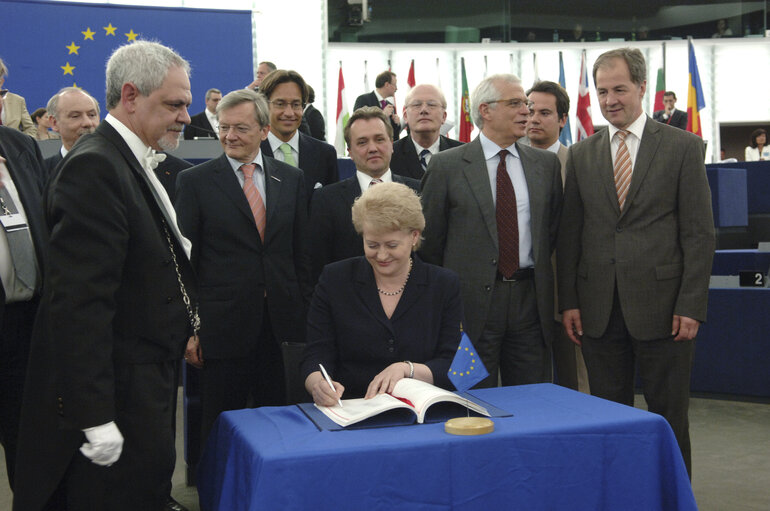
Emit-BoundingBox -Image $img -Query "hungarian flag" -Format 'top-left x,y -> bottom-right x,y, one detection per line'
558,51 -> 572,146
459,57 -> 472,143
334,63 -> 350,157
686,39 -> 706,137
576,50 -> 594,141
653,67 -> 665,113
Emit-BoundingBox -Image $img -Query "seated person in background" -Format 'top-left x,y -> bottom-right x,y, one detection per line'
31,107 -> 59,140
745,128 -> 770,161
301,182 -> 462,406
0,58 -> 36,137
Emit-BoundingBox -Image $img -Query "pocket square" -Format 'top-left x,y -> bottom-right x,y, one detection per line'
314,182 -> 323,189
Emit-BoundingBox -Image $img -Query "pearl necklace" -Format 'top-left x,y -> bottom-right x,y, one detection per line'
377,258 -> 413,296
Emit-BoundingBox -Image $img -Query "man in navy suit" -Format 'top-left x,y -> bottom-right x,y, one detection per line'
258,70 -> 338,205
175,89 -> 312,451
652,91 -> 688,130
354,70 -> 402,140
44,87 -> 100,176
309,106 -> 419,284
390,84 -> 463,180
0,126 -> 47,491
183,88 -> 221,140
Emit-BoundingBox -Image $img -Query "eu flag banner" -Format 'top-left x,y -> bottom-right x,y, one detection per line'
0,0 -> 252,116
448,332 -> 489,393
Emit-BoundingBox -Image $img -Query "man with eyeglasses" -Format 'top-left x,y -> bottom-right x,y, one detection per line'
183,88 -> 221,140
175,88 -> 312,454
421,74 -> 563,388
354,70 -> 403,141
390,84 -> 463,180
523,80 -> 589,394
258,70 -> 338,205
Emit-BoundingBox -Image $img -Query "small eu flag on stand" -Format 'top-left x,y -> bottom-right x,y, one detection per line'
448,332 -> 489,393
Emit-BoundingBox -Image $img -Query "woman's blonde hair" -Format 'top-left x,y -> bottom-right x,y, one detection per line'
351,182 -> 425,249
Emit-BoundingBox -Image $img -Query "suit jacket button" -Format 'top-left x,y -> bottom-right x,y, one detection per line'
388,347 -> 395,353
387,339 -> 394,345
491,259 -> 497,265
485,285 -> 491,292
166,297 -> 173,303
616,226 -> 623,232
610,258 -> 616,264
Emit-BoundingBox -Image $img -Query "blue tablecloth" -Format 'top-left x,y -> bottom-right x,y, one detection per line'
198,384 -> 695,511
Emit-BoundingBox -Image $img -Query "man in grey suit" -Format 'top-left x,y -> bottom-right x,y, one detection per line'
421,74 -> 563,387
557,48 -> 715,477
524,80 -> 588,393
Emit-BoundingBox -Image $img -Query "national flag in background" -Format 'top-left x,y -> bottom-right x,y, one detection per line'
558,51 -> 572,146
686,39 -> 706,137
458,57 -> 473,143
0,0 -> 251,118
334,63 -> 350,157
576,49 -> 595,141
448,331 -> 489,393
654,67 -> 666,112
532,52 -> 540,83
406,59 -> 416,89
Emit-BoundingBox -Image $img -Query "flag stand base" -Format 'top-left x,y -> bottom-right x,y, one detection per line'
444,417 -> 494,436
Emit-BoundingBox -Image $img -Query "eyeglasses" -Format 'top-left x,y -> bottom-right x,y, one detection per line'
218,124 -> 258,135
406,100 -> 444,110
486,98 -> 527,109
269,100 -> 304,111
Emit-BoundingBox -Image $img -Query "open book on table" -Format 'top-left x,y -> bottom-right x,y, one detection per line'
313,378 -> 491,428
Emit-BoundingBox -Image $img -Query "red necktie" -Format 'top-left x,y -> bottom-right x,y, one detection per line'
495,149 -> 519,278
241,163 -> 266,240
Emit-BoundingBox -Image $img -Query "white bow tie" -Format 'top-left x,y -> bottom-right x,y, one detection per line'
143,148 -> 167,170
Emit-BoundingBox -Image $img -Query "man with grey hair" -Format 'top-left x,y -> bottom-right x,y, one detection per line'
557,47 -> 714,477
44,87 -> 100,174
14,41 -> 198,510
390,83 -> 463,180
175,88 -> 311,452
421,74 -> 563,388
184,87 -> 221,139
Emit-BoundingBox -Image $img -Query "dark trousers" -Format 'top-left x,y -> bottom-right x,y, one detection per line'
476,279 -> 549,388
200,303 -> 285,451
51,359 -> 178,511
581,290 -> 695,477
0,299 -> 37,490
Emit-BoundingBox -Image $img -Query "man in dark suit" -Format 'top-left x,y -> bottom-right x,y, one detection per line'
175,89 -> 312,451
14,41 -> 198,511
421,74 -> 563,388
653,91 -> 688,130
258,70 -> 338,205
557,48 -> 714,477
390,84 -> 463,180
304,84 -> 326,141
309,107 -> 419,284
183,88 -> 221,140
0,126 -> 46,491
44,87 -> 100,176
354,70 -> 402,140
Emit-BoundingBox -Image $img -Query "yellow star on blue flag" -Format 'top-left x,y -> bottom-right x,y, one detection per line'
448,332 -> 489,392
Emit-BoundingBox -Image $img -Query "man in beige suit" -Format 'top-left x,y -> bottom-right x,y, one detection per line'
557,48 -> 715,477
525,80 -> 588,393
0,59 -> 35,137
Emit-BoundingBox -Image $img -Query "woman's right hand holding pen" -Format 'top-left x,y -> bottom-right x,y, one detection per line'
305,371 -> 345,407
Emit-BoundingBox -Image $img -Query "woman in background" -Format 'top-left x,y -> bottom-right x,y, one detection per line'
745,128 -> 770,161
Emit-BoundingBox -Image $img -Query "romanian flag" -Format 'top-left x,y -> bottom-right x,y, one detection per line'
458,57 -> 472,143
558,51 -> 572,146
334,63 -> 350,157
686,39 -> 706,137
576,50 -> 594,141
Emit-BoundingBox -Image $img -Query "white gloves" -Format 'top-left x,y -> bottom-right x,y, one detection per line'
80,421 -> 124,466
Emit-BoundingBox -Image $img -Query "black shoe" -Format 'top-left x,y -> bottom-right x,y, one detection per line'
165,497 -> 189,511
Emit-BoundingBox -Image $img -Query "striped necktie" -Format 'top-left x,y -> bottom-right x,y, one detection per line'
614,130 -> 632,210
241,163 -> 266,240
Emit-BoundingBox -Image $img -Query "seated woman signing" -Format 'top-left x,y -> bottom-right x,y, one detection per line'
301,182 -> 462,406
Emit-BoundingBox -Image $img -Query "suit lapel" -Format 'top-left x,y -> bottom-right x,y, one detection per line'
260,140 -> 274,159
401,137 -> 422,176
353,258 -> 394,332
462,138 -> 498,247
623,118 -> 661,218
389,256 -> 427,322
597,129 -> 621,215
517,144 -> 545,261
263,156 -> 284,238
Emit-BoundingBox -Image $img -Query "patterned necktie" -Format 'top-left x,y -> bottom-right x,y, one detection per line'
380,99 -> 388,109
241,163 -> 266,241
0,158 -> 36,291
279,142 -> 296,167
419,149 -> 430,171
495,149 -> 519,278
614,130 -> 632,210
369,178 -> 383,188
